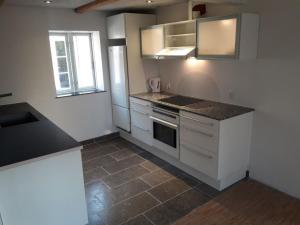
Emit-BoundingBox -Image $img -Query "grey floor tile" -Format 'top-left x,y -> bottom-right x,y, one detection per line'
122,215 -> 153,225
110,148 -> 139,161
140,160 -> 161,172
164,165 -> 199,187
103,155 -> 145,174
145,188 -> 210,225
148,178 -> 190,202
195,182 -> 221,198
113,138 -> 136,150
83,144 -> 120,161
85,182 -> 114,215
83,155 -> 117,171
84,167 -> 109,184
103,165 -> 150,188
106,192 -> 159,225
111,179 -> 151,204
141,169 -> 174,187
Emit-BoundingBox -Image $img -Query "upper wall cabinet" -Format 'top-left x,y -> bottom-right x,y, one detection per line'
141,25 -> 164,58
196,13 -> 259,60
141,20 -> 196,59
107,14 -> 126,39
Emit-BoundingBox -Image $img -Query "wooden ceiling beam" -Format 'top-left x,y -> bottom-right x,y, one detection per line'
75,0 -> 120,13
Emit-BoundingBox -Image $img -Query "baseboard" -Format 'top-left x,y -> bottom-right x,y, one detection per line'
80,132 -> 120,146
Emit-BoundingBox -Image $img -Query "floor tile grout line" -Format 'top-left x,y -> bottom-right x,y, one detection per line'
101,166 -> 112,176
145,190 -> 163,204
143,213 -> 156,225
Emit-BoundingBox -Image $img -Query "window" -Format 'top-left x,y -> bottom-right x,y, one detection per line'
49,31 -> 104,97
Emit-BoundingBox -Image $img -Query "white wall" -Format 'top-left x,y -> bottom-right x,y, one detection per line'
157,0 -> 300,198
0,5 -> 115,141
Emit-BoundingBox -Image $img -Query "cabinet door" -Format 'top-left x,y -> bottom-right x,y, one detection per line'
141,25 -> 164,57
107,14 -> 126,39
197,15 -> 240,58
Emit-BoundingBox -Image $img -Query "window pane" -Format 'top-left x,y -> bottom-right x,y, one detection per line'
49,34 -> 72,93
59,73 -> 70,88
57,57 -> 68,73
73,35 -> 95,89
55,41 -> 66,56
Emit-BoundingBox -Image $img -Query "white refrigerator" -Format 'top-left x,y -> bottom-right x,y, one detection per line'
108,46 -> 131,132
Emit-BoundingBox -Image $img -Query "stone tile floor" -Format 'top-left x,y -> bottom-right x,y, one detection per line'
82,137 -> 221,225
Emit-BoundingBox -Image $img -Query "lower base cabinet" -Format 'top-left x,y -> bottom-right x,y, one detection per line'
130,97 -> 152,146
180,111 -> 253,183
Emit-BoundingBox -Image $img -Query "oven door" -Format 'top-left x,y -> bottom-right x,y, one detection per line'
150,116 -> 179,159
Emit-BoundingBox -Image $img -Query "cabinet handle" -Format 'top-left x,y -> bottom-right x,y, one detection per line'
132,109 -> 149,116
181,115 -> 214,127
182,125 -> 214,138
133,124 -> 150,132
181,144 -> 213,159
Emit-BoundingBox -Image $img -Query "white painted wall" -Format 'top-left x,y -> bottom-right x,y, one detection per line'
0,5 -> 115,141
156,0 -> 300,198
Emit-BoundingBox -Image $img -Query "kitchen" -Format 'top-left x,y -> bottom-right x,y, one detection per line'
0,0 -> 300,225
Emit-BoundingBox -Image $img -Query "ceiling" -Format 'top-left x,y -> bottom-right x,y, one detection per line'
5,0 -> 187,10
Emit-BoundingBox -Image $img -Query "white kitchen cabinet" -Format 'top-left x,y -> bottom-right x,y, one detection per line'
140,25 -> 164,58
107,14 -> 126,39
107,13 -> 157,94
180,110 -> 253,189
130,97 -> 152,146
197,13 -> 259,60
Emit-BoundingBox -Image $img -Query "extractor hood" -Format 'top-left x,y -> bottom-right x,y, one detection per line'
156,46 -> 196,59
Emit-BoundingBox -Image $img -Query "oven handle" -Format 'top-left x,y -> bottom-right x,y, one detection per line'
150,116 -> 178,129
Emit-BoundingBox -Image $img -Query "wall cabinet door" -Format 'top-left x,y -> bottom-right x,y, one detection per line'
197,15 -> 240,59
141,25 -> 164,57
107,14 -> 126,39
196,13 -> 259,60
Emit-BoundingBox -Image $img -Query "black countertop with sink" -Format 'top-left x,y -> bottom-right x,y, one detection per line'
131,92 -> 254,120
0,103 -> 80,168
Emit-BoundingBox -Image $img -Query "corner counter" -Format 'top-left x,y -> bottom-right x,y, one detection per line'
0,103 -> 88,225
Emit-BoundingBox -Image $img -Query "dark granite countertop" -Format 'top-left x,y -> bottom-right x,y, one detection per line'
0,103 -> 80,168
130,92 -> 254,120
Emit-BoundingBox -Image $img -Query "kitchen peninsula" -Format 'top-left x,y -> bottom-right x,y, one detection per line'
0,103 -> 88,225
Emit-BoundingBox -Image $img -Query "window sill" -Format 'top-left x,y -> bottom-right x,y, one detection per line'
56,90 -> 106,99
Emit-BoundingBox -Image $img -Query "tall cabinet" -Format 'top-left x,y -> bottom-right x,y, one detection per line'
107,13 -> 157,132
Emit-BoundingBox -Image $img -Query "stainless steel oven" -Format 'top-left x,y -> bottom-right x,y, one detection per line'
150,104 -> 180,159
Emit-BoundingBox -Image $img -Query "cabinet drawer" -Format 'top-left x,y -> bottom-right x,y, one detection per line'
180,111 -> 219,132
130,98 -> 151,114
132,125 -> 152,146
131,109 -> 151,132
180,123 -> 218,153
180,142 -> 218,178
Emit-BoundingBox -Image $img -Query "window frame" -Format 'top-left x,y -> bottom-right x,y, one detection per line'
49,31 -> 104,97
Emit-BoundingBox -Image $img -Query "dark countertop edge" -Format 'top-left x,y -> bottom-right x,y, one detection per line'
130,93 -> 254,121
0,102 -> 81,169
0,146 -> 82,172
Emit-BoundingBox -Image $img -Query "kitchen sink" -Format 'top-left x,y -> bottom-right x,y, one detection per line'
0,112 -> 39,128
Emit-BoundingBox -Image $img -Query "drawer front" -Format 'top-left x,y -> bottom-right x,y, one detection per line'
180,142 -> 218,178
180,123 -> 218,153
180,115 -> 219,153
131,109 -> 151,132
180,111 -> 219,132
132,125 -> 152,146
130,98 -> 151,114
